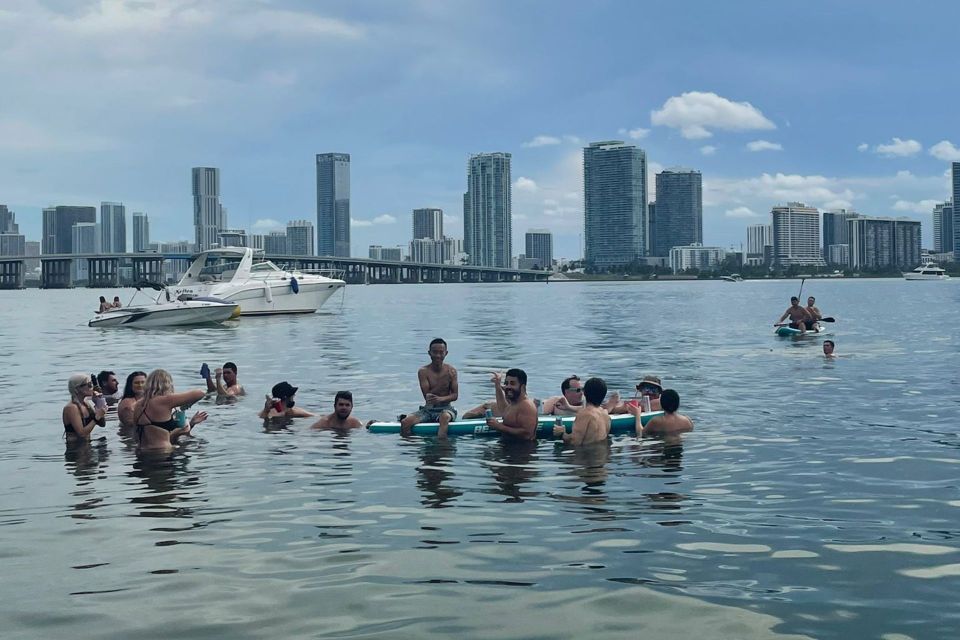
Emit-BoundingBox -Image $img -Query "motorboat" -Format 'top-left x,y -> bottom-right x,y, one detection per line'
89,282 -> 239,328
173,248 -> 346,315
720,273 -> 744,282
903,263 -> 950,280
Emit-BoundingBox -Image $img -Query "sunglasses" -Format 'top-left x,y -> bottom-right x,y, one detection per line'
79,382 -> 93,388
566,387 -> 583,393
636,384 -> 660,394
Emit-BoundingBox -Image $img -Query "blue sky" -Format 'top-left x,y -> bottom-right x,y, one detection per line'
2,0 -> 958,257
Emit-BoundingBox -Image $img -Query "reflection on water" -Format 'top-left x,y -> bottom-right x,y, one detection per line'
416,438 -> 461,508
482,439 -> 540,503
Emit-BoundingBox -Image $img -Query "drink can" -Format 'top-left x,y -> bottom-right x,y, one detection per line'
484,408 -> 494,419
555,416 -> 563,427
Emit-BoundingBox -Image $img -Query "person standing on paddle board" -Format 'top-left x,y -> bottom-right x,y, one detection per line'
804,296 -> 823,331
776,296 -> 814,333
400,338 -> 459,438
487,369 -> 538,441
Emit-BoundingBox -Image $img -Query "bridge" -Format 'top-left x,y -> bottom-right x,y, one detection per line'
0,252 -> 550,289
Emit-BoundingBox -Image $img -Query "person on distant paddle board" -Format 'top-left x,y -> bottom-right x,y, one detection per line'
804,296 -> 823,331
400,338 -> 459,438
776,296 -> 813,333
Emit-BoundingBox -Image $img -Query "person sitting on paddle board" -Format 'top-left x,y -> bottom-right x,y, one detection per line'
776,296 -> 814,333
486,369 -> 538,441
400,338 -> 459,438
804,296 -> 823,331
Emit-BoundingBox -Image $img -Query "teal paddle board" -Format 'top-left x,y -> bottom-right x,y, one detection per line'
775,324 -> 828,337
366,411 -> 662,437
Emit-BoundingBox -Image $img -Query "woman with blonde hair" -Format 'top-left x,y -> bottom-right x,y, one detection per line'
134,369 -> 208,451
62,373 -> 106,440
117,371 -> 147,428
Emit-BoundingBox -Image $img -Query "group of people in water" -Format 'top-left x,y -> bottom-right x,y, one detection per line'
61,337 -> 693,451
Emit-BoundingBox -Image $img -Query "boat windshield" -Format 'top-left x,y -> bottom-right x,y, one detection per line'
250,261 -> 282,273
196,256 -> 242,282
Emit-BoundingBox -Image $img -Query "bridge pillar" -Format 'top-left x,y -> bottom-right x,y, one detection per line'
132,256 -> 164,283
41,258 -> 73,289
87,257 -> 120,288
0,259 -> 25,289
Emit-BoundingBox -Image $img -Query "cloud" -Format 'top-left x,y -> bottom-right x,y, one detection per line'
700,145 -> 717,156
0,118 -> 116,152
746,140 -> 782,152
857,143 -> 869,152
514,176 -> 538,192
522,135 -> 562,148
351,214 -> 396,227
724,206 -> 760,218
616,127 -> 649,140
929,140 -> 960,162
892,199 -> 940,214
874,137 -> 922,157
563,135 -> 583,145
251,218 -> 285,232
706,173 -> 857,210
650,91 -> 775,139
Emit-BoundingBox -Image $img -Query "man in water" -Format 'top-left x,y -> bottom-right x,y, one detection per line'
776,296 -> 814,333
542,375 -> 586,416
609,375 -> 663,413
462,371 -> 514,419
804,296 -> 823,330
823,339 -> 836,358
205,361 -> 245,396
553,377 -> 610,445
401,338 -> 459,438
628,388 -> 693,437
96,370 -> 122,406
259,381 -> 314,419
311,390 -> 365,430
486,369 -> 539,441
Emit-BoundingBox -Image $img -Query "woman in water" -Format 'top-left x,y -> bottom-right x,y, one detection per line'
62,373 -> 106,441
117,370 -> 147,428
134,369 -> 208,451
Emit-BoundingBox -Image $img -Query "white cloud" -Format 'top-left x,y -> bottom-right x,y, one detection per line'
351,214 -> 396,227
350,218 -> 372,228
627,128 -> 649,140
700,145 -> 717,156
514,176 -> 538,192
563,135 -> 583,145
706,173 -> 857,210
892,199 -> 940,214
874,137 -> 922,157
251,218 -> 284,232
724,206 -> 759,218
929,140 -> 960,162
746,140 -> 782,152
522,135 -> 562,148
650,91 -> 775,139
857,143 -> 869,152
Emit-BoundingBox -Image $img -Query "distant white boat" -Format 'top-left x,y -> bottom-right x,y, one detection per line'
903,263 -> 950,281
89,283 -> 238,328
720,273 -> 743,282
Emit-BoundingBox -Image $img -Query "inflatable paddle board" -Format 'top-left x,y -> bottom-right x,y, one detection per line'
366,411 -> 663,437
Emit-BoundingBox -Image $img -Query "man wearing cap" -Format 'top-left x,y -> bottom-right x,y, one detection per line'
259,381 -> 314,419
609,375 -> 663,414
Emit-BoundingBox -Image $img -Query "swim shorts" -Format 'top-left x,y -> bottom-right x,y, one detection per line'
411,404 -> 457,423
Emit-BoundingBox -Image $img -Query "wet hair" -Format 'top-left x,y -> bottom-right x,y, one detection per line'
429,338 -> 447,349
334,390 -> 353,405
96,370 -> 115,387
790,296 -> 799,303
583,377 -> 607,406
505,368 -> 527,386
823,340 -> 835,348
561,375 -> 581,393
223,361 -> 238,374
660,389 -> 680,413
68,373 -> 93,404
142,369 -> 174,405
122,371 -> 147,399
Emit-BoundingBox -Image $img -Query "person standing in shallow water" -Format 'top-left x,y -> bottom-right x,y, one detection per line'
401,338 -> 459,438
628,389 -> 693,438
486,369 -> 538,441
553,377 -> 610,446
62,374 -> 106,441
823,340 -> 836,358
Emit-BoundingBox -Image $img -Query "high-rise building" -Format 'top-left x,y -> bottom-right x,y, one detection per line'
24,241 -> 40,276
771,202 -> 825,267
524,229 -> 553,269
132,212 -> 150,253
264,231 -> 288,255
409,238 -> 445,264
652,168 -> 702,257
647,202 -> 656,256
219,229 -> 248,248
583,141 -> 647,268
442,237 -> 464,265
828,244 -> 849,266
932,201 -> 954,254
286,220 -> 315,256
848,217 -> 921,269
952,163 -> 960,262
71,222 -> 98,281
669,243 -> 725,273
746,223 -> 772,264
0,234 -> 25,256
249,234 -> 265,251
42,206 -> 97,255
464,152 -> 512,267
822,209 -> 859,265
381,246 -> 404,262
316,153 -> 351,257
413,208 -> 443,240
0,205 -> 17,233
99,201 -> 126,254
193,167 -> 225,252
369,245 -> 383,260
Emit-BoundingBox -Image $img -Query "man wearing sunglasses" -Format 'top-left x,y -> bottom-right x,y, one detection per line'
542,375 -> 586,416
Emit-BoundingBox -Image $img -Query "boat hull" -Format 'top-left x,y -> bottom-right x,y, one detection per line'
367,412 -> 661,437
89,302 -> 238,328
902,273 -> 950,280
175,281 -> 343,315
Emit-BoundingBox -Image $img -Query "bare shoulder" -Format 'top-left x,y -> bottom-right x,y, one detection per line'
444,363 -> 458,376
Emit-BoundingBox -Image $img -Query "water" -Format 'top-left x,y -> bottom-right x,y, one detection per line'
1,279 -> 959,639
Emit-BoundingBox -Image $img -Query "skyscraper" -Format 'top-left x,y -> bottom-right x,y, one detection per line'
652,168 -> 702,257
413,208 -> 443,240
953,163 -> 960,262
0,205 -> 17,233
264,231 -> 288,255
583,141 -> 647,268
771,202 -> 825,267
464,152 -> 512,268
746,223 -> 772,265
0,205 -> 23,256
316,153 -> 351,257
524,229 -> 553,269
286,220 -> 315,256
72,222 -> 98,281
932,201 -> 954,254
132,212 -> 150,253
193,167 -> 225,252
409,238 -> 445,264
100,201 -> 126,254
42,206 -> 96,254
848,217 -> 921,269
822,209 -> 859,264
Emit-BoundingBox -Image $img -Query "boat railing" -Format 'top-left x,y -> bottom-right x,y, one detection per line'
297,268 -> 346,280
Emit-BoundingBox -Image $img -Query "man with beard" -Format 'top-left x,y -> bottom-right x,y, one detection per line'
96,370 -> 122,406
311,391 -> 365,430
486,369 -> 539,441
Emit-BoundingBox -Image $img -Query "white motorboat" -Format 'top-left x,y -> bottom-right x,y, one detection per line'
720,273 -> 744,282
903,263 -> 950,281
89,283 -> 239,328
173,248 -> 345,315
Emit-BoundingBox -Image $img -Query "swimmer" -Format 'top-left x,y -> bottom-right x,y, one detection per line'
486,369 -> 538,441
62,373 -> 106,440
627,388 -> 693,437
259,381 -> 314,419
134,369 -> 208,451
310,391 -> 366,430
553,377 -> 611,445
117,370 -> 147,428
205,361 -> 245,396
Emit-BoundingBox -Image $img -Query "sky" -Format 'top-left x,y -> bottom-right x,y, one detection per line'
2,0 -> 959,258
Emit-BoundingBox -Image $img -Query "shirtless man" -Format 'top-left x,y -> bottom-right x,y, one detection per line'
401,338 -> 459,437
553,377 -> 610,446
259,381 -> 314,419
311,391 -> 364,430
822,339 -> 836,358
542,375 -> 586,416
804,296 -> 822,331
205,361 -> 245,397
486,369 -> 539,441
628,388 -> 693,437
776,296 -> 813,333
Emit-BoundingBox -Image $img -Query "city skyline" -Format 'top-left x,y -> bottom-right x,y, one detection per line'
2,2 -> 959,256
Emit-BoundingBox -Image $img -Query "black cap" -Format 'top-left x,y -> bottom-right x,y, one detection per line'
272,381 -> 298,399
